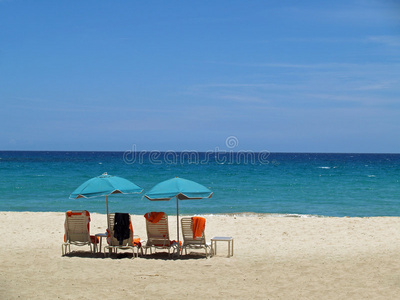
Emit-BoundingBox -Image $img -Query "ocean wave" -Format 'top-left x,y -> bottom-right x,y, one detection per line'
184,212 -> 326,218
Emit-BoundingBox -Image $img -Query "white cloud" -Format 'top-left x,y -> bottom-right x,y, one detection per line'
182,60 -> 400,110
278,0 -> 400,25
367,35 -> 400,47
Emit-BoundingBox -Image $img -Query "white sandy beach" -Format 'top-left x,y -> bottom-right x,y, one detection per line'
0,212 -> 399,299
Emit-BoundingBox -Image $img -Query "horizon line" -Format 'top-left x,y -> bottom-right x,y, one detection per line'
1,150 -> 399,155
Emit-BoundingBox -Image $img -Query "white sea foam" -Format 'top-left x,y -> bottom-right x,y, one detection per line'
187,212 -> 325,218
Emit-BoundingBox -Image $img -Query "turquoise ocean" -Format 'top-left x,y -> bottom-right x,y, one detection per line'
0,151 -> 399,217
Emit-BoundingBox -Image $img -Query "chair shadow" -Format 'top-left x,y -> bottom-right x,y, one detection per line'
63,250 -> 142,259
140,250 -> 209,260
62,250 -> 107,259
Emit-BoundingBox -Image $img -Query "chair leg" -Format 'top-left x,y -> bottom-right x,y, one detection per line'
181,246 -> 187,256
104,246 -> 112,257
67,244 -> 70,254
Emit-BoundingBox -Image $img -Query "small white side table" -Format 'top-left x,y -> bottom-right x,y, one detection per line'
95,233 -> 107,253
211,236 -> 234,257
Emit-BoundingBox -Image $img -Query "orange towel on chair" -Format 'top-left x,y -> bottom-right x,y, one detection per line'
192,217 -> 206,239
144,212 -> 165,223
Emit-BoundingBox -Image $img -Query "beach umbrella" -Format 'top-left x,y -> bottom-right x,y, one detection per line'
69,172 -> 143,228
144,177 -> 213,246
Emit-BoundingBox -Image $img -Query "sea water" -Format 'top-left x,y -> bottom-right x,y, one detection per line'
0,151 -> 399,217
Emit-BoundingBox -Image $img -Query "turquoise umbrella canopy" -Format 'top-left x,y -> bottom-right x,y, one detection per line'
70,173 -> 143,199
144,177 -> 213,201
144,177 -> 212,247
70,173 -> 143,227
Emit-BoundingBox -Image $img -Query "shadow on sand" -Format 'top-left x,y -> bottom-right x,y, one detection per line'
62,250 -> 209,260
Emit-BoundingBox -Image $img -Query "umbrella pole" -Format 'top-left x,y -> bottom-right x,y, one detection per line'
176,196 -> 180,254
106,195 -> 109,229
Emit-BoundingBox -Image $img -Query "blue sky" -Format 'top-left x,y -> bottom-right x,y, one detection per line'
1,0 -> 399,153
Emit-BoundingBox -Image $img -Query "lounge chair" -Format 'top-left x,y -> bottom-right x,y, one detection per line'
143,212 -> 179,256
62,210 -> 98,255
181,217 -> 212,258
104,213 -> 142,258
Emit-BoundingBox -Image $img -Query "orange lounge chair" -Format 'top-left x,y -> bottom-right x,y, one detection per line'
144,212 -> 179,257
62,210 -> 98,255
104,213 -> 142,258
180,217 -> 212,258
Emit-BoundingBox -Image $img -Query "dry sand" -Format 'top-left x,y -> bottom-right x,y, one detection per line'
0,211 -> 399,299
